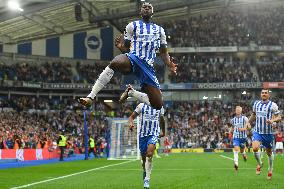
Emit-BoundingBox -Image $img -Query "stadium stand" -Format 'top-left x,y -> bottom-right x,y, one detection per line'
163,6 -> 284,47
1,56 -> 283,84
1,95 -> 283,150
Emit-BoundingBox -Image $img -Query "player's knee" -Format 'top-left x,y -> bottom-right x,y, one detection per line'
109,60 -> 119,71
253,147 -> 259,152
109,54 -> 131,74
266,149 -> 272,155
146,150 -> 154,158
150,100 -> 163,110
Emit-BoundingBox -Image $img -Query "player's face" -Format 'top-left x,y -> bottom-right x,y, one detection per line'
140,3 -> 153,19
235,106 -> 242,115
261,90 -> 270,101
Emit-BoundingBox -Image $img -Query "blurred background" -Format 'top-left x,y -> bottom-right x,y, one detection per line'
0,0 -> 283,157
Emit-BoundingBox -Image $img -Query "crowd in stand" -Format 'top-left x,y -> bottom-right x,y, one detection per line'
0,62 -> 72,83
163,11 -> 249,47
1,94 -> 283,150
170,55 -> 257,83
163,6 -> 284,47
246,6 -> 284,46
1,4 -> 283,154
257,58 -> 284,82
75,62 -> 121,85
166,96 -> 284,149
166,101 -> 250,149
1,57 -> 283,84
0,96 -> 109,156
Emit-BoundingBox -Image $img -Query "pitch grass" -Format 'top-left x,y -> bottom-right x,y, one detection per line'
1,153 -> 284,189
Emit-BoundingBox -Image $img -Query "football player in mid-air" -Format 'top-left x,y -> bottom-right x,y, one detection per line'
78,2 -> 177,110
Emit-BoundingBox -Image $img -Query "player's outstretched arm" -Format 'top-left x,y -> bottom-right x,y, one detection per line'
159,47 -> 177,75
267,114 -> 282,125
128,112 -> 138,131
248,112 -> 256,124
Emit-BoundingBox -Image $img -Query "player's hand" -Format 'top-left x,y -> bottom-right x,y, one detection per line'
115,34 -> 124,49
245,123 -> 251,130
129,120 -> 134,131
169,56 -> 177,75
266,119 -> 273,125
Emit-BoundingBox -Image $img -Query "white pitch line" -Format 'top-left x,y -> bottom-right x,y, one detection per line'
220,155 -> 234,161
100,168 -> 255,171
10,160 -> 135,189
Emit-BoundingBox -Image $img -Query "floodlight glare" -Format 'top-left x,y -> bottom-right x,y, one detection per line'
8,0 -> 24,12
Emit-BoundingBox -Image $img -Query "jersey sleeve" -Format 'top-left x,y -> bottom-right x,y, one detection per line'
271,102 -> 280,115
160,27 -> 167,47
244,116 -> 249,124
230,118 -> 234,125
124,22 -> 134,41
134,103 -> 144,115
253,100 -> 258,112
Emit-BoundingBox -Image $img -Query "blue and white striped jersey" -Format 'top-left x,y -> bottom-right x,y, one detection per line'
124,20 -> 167,67
230,115 -> 248,139
253,100 -> 280,134
134,103 -> 164,138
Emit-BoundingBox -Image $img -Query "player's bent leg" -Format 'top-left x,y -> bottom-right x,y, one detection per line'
141,155 -> 147,181
143,143 -> 155,189
121,84 -> 162,109
109,54 -> 132,74
142,85 -> 163,110
252,140 -> 260,153
252,140 -> 262,175
79,54 -> 131,106
119,84 -> 150,105
146,144 -> 155,158
240,146 -> 248,162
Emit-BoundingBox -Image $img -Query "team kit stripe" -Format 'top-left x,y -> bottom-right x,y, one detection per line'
133,21 -> 137,55
138,104 -> 161,138
267,101 -> 273,133
233,116 -> 247,139
253,100 -> 278,134
130,20 -> 164,67
138,20 -> 143,58
140,104 -> 145,136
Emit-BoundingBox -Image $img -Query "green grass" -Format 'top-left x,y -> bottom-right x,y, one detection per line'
1,153 -> 284,189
